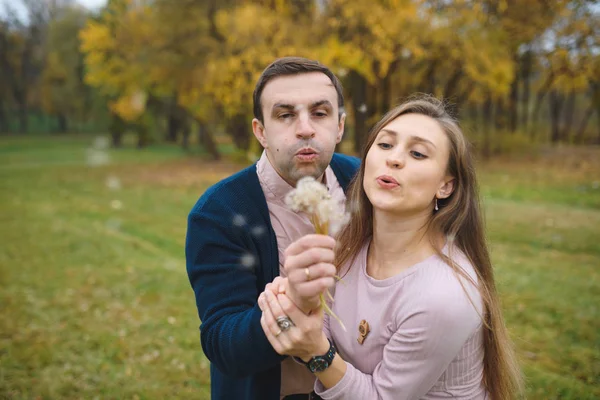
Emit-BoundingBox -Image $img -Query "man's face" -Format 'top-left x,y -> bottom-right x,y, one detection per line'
252,72 -> 345,186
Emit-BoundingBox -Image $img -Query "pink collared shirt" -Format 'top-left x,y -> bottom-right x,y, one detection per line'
256,151 -> 346,399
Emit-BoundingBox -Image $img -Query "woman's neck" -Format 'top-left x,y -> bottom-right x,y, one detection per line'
368,209 -> 442,279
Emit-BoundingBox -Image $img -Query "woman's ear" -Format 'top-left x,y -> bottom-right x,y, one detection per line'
437,177 -> 455,199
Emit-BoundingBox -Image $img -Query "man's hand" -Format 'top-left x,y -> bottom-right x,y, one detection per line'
258,289 -> 330,360
283,234 -> 337,313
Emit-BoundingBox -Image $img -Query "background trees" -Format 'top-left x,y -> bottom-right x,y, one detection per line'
1,0 -> 598,157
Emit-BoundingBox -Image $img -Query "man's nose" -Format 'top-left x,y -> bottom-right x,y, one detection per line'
295,112 -> 316,139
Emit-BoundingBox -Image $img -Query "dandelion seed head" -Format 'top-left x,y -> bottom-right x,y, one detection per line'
86,149 -> 110,167
232,214 -> 247,227
106,218 -> 121,231
106,176 -> 121,190
164,259 -> 178,271
358,104 -> 367,114
93,136 -> 110,150
240,253 -> 256,269
285,177 -> 330,214
110,200 -> 123,210
251,225 -> 266,237
167,316 -> 176,325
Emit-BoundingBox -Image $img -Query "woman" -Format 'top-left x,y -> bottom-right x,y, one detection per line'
258,95 -> 522,399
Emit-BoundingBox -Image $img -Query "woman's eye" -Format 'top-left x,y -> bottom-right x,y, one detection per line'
411,150 -> 427,159
378,143 -> 392,150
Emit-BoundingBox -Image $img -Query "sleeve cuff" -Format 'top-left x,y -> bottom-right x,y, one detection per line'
314,361 -> 354,399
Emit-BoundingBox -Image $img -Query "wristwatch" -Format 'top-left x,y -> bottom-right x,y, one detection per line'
294,338 -> 337,373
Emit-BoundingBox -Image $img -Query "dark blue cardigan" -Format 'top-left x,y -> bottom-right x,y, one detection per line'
185,153 -> 359,400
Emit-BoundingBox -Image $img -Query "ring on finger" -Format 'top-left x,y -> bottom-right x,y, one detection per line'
305,267 -> 311,281
275,329 -> 282,337
276,316 -> 295,332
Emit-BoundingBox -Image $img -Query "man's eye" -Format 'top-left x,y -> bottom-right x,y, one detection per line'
411,150 -> 427,159
313,111 -> 328,117
278,113 -> 294,119
378,143 -> 392,149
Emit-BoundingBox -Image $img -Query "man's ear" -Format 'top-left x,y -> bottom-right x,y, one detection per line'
336,112 -> 346,144
437,177 -> 455,199
252,118 -> 268,149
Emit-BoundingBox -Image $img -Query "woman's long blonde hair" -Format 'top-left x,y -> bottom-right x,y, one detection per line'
336,95 -> 523,399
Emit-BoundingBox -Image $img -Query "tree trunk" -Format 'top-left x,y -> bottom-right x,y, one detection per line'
198,121 -> 220,160
228,114 -> 250,150
482,93 -> 493,160
444,67 -> 463,99
561,91 -> 576,142
349,70 -> 368,154
508,56 -> 519,133
520,50 -> 533,130
57,113 -> 68,133
137,124 -> 150,148
181,115 -> 191,150
533,72 -> 555,134
574,103 -> 594,144
0,102 -> 8,133
166,95 -> 179,142
109,113 -> 125,148
166,114 -> 179,142
18,102 -> 28,133
549,90 -> 564,143
494,97 -> 507,131
423,62 -> 436,95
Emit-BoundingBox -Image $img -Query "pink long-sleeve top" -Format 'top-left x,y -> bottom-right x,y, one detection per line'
316,241 -> 488,400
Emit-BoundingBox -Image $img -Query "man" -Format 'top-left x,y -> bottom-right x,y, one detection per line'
185,57 -> 359,400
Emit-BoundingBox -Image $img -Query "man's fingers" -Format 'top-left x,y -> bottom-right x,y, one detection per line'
276,293 -> 308,325
284,234 -> 335,258
260,314 -> 284,354
261,295 -> 293,350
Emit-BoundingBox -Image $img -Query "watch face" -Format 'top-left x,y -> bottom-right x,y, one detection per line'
309,358 -> 330,373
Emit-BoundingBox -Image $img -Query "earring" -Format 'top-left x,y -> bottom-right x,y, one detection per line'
435,198 -> 439,211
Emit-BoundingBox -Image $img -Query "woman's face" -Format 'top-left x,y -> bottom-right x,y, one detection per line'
363,113 -> 454,216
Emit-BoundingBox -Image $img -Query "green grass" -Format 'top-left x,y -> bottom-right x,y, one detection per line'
1,135 -> 599,399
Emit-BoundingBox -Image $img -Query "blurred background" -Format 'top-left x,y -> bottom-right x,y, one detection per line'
0,0 -> 598,399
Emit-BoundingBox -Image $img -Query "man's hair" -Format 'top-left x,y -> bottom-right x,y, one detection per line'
252,56 -> 344,123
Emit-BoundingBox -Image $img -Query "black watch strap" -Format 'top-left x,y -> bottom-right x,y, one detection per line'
293,338 -> 337,373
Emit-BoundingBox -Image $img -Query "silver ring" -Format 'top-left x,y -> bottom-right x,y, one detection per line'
276,316 -> 295,332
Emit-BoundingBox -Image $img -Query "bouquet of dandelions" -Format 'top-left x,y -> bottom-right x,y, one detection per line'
285,176 -> 349,331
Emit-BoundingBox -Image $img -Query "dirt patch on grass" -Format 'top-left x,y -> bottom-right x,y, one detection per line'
121,159 -> 248,189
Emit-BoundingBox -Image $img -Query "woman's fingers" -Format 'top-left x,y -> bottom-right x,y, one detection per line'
285,247 -> 335,274
287,262 -> 336,284
284,234 -> 335,259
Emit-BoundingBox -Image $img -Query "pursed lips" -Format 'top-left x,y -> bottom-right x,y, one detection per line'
295,147 -> 318,161
376,174 -> 400,189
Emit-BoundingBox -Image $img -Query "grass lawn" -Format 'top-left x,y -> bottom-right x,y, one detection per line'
1,134 -> 599,399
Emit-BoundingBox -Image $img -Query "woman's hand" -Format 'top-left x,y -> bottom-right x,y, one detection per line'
283,234 -> 337,313
258,289 -> 330,361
